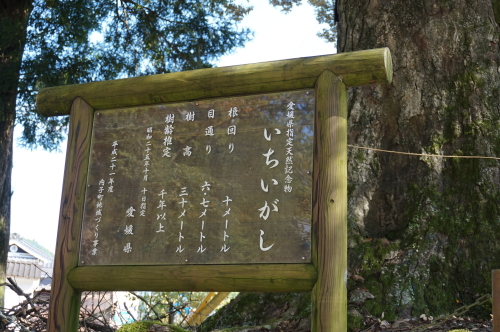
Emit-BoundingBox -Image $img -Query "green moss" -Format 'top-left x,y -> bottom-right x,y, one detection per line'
118,321 -> 157,332
169,325 -> 190,332
354,158 -> 498,317
405,174 -> 496,317
340,0 -> 500,321
493,0 -> 500,25
117,321 -> 188,332
417,62 -> 499,314
354,150 -> 365,163
117,321 -> 155,332
200,292 -> 310,332
213,326 -> 261,332
295,292 -> 311,319
361,280 -> 384,316
347,312 -> 364,332
348,140 -> 499,317
347,237 -> 402,319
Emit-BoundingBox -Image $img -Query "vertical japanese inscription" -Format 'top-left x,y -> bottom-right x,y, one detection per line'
80,90 -> 314,265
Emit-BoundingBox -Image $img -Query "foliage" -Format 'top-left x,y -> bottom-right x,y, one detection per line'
129,291 -> 209,324
307,0 -> 337,43
0,0 -> 251,320
271,0 -> 337,43
0,287 -> 220,331
15,0 -> 252,150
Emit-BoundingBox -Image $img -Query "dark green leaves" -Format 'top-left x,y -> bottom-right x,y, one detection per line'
17,0 -> 252,149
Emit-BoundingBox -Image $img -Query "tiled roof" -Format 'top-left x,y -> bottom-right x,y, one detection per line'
7,259 -> 42,279
9,233 -> 54,262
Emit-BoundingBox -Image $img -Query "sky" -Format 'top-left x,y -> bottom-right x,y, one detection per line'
10,0 -> 335,253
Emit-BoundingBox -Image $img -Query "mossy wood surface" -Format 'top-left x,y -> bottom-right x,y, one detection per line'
67,263 -> 317,292
48,98 -> 94,332
311,71 -> 347,332
37,48 -> 392,117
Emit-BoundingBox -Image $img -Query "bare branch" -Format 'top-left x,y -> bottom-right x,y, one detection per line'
123,302 -> 137,322
129,291 -> 161,321
6,278 -> 39,315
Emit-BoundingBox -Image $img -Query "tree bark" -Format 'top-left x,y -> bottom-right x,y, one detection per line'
338,0 -> 500,318
0,0 -> 33,307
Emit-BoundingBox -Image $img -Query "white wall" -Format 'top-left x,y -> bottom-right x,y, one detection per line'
5,277 -> 39,310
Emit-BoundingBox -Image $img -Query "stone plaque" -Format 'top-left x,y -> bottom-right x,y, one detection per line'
79,89 -> 314,265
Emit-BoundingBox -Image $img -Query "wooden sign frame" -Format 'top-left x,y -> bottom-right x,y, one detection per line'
37,48 -> 392,332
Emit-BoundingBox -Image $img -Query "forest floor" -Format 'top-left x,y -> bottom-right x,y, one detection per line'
202,292 -> 494,332
353,316 -> 492,332
209,316 -> 493,332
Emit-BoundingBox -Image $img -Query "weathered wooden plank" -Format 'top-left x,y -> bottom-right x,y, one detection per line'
67,264 -> 317,292
37,48 -> 392,117
311,71 -> 347,332
48,98 -> 94,332
79,90 -> 314,266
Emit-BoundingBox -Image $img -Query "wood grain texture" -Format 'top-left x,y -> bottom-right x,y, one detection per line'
48,98 -> 94,332
67,264 -> 317,292
79,90 -> 314,266
37,48 -> 392,117
311,71 -> 347,332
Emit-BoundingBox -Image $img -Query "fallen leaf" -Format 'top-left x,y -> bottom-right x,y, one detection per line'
380,320 -> 391,328
351,274 -> 365,282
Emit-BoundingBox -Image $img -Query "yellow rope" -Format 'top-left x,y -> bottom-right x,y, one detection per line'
348,144 -> 500,160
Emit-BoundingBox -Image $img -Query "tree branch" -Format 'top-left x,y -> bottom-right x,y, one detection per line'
129,291 -> 161,321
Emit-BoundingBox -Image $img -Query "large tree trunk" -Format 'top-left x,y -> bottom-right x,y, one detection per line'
337,0 -> 500,319
0,0 -> 32,307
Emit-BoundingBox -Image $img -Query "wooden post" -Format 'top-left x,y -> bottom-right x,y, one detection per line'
48,98 -> 94,332
312,70 -> 347,332
493,270 -> 500,332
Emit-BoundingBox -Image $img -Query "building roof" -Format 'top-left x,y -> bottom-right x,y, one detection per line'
6,258 -> 43,279
9,233 -> 54,263
7,234 -> 54,279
